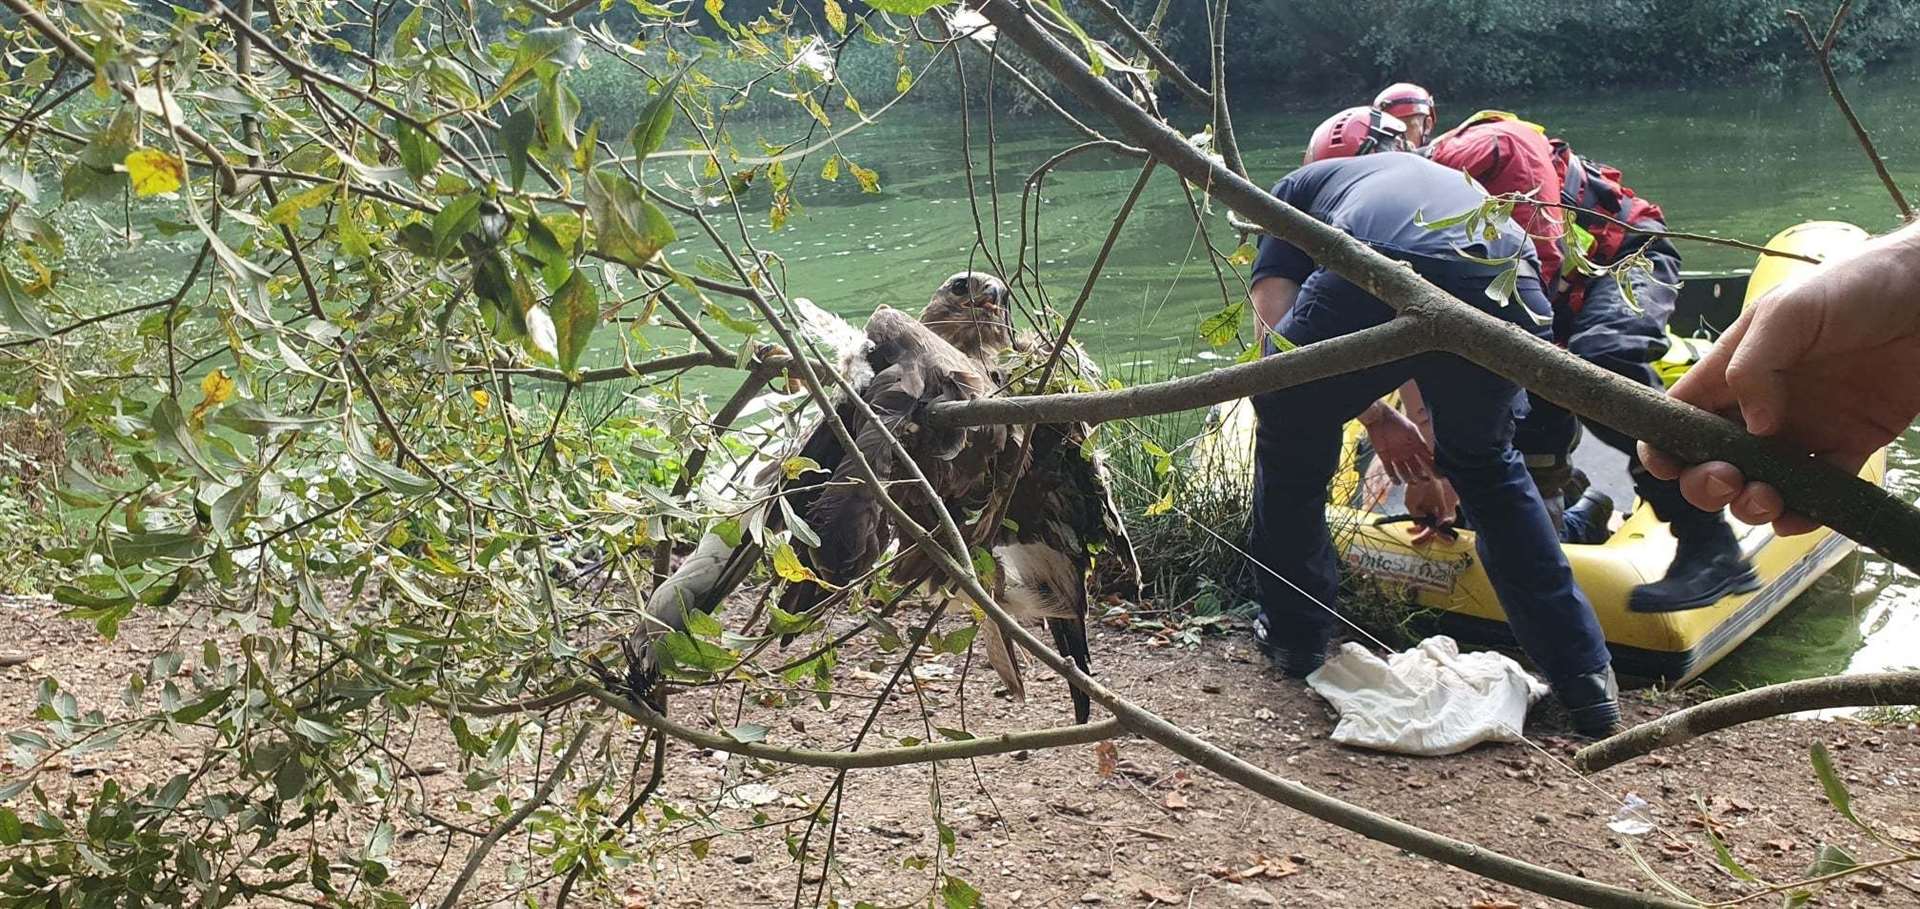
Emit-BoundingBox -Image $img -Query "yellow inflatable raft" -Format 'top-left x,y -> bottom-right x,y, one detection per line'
1200,221 -> 1885,684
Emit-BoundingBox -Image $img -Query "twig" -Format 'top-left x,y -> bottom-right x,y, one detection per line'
1575,671 -> 1920,772
1786,3 -> 1912,218
1078,0 -> 1211,107
436,721 -> 596,909
1205,0 -> 1244,180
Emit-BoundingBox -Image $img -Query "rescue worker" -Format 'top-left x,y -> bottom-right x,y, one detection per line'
1375,89 -> 1758,613
1245,107 -> 1620,737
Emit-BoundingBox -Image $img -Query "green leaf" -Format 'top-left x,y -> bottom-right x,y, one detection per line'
656,630 -> 736,673
934,726 -> 974,741
497,28 -> 584,101
767,605 -> 815,636
213,401 -> 330,437
702,300 -> 760,336
265,181 -> 336,227
0,266 -> 51,338
585,170 -> 677,268
392,5 -> 425,47
1197,300 -> 1242,347
431,193 -> 485,259
1809,742 -> 1865,830
397,122 -> 440,182
344,420 -> 436,496
550,268 -> 599,373
778,497 -> 820,548
0,807 -> 21,846
684,608 -> 725,640
1785,843 -> 1859,908
501,106 -> 537,190
170,687 -> 232,724
294,716 -> 343,744
940,873 -> 980,909
630,70 -> 687,163
939,624 -> 977,655
1695,797 -> 1761,884
726,724 -> 768,744
151,397 -> 220,479
863,0 -> 954,14
62,106 -> 138,201
1413,206 -> 1480,231
824,0 -> 847,33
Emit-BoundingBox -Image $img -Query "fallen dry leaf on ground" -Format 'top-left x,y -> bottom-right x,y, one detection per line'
1094,741 -> 1119,778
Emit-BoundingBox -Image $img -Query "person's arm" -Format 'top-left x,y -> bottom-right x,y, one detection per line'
1249,276 -> 1299,344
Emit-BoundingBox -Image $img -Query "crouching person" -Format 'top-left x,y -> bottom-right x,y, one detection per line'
1244,107 -> 1621,737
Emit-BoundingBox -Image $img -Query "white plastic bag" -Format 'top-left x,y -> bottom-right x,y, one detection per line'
1305,636 -> 1548,756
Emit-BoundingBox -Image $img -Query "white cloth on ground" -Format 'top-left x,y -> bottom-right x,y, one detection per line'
1305,636 -> 1548,756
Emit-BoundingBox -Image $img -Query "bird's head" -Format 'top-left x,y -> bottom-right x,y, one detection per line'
920,271 -> 1013,359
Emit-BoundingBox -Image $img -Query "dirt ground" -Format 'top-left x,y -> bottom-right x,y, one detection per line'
3,592 -> 1918,908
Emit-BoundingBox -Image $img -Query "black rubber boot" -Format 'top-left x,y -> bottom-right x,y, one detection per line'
1628,520 -> 1760,613
1556,667 -> 1622,739
1559,489 -> 1615,545
1253,612 -> 1327,679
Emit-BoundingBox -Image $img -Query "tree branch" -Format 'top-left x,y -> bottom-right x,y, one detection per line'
1786,3 -> 1912,219
927,316 -> 1431,427
1575,671 -> 1920,773
1078,0 -> 1211,108
436,721 -> 596,909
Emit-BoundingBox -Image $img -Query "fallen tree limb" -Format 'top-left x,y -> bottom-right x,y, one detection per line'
587,686 -> 1121,768
1576,671 -> 1920,773
958,0 -> 1920,579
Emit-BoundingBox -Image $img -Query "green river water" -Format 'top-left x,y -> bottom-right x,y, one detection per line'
696,68 -> 1920,690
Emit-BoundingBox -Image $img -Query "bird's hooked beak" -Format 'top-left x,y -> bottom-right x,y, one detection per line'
969,280 -> 1012,333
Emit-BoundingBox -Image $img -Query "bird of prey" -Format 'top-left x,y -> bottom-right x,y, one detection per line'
626,272 -> 1138,725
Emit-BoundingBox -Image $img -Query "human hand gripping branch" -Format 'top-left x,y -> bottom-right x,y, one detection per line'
1639,221 -> 1920,535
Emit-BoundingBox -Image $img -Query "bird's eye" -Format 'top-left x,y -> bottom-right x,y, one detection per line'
948,278 -> 971,295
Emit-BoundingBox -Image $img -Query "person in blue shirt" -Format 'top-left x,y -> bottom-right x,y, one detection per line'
1245,107 -> 1620,737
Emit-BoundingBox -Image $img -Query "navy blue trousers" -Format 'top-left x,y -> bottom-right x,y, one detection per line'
1246,266 -> 1613,686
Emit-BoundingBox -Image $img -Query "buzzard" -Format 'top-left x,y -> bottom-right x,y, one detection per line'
627,272 -> 1137,724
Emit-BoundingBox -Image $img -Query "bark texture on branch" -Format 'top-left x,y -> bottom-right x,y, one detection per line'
927,316 -> 1432,427
964,0 -> 1920,578
1576,671 -> 1920,773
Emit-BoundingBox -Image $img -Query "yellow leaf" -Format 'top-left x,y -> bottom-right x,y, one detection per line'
781,456 -> 822,479
190,368 -> 236,426
1145,487 -> 1174,517
848,160 -> 879,194
1228,242 -> 1257,267
820,155 -> 840,182
470,389 -> 491,410
823,0 -> 846,33
772,542 -> 818,584
265,182 -> 335,227
896,65 -> 912,94
123,148 -> 184,196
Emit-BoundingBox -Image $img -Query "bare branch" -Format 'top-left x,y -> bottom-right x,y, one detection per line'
1576,671 -> 1920,773
1786,3 -> 1912,218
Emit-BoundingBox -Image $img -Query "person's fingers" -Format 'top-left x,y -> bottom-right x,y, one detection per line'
1728,481 -> 1785,527
1638,442 -> 1684,480
1720,302 -> 1817,437
1676,461 -> 1746,511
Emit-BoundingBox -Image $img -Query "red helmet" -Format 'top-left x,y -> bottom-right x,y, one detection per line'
1304,107 -> 1407,164
1373,82 -> 1435,122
